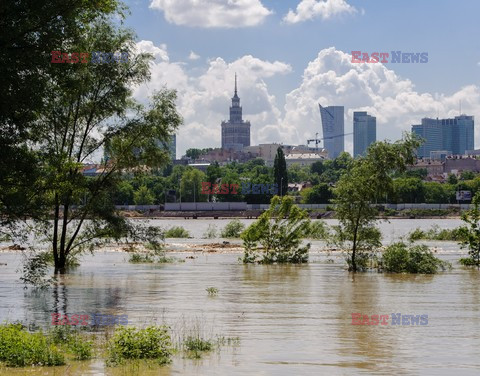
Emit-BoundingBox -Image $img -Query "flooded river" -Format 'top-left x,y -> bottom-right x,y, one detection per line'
1,218 -> 479,375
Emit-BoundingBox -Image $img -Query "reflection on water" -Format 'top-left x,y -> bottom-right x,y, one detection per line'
0,219 -> 480,375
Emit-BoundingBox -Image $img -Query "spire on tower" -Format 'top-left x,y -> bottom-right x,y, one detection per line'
234,73 -> 238,96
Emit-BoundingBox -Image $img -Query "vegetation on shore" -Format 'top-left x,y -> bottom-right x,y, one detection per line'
164,226 -> 191,238
220,219 -> 246,238
408,225 -> 466,241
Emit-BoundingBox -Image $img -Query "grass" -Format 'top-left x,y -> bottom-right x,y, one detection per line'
164,226 -> 190,238
106,326 -> 172,367
220,219 -> 245,238
0,323 -> 94,367
381,242 -> 451,274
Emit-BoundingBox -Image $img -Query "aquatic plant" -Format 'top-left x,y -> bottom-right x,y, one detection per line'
220,219 -> 245,238
106,326 -> 172,366
206,287 -> 218,296
202,224 -> 218,239
381,242 -> 451,274
164,226 -> 190,238
306,221 -> 329,239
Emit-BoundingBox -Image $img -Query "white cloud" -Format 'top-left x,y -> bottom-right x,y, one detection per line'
188,51 -> 200,60
132,41 -> 291,157
132,42 -> 480,157
135,40 -> 169,62
281,47 -> 480,154
284,0 -> 358,24
149,0 -> 272,28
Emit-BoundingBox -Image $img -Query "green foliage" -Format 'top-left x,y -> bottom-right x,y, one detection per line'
408,225 -> 466,241
460,171 -> 476,180
133,185 -> 155,205
206,287 -> 218,296
333,133 -> 421,271
202,224 -> 218,239
220,219 -> 246,238
164,226 -> 190,238
392,177 -> 425,203
301,183 -> 333,204
382,242 -> 451,274
458,192 -> 480,268
447,173 -> 458,185
459,257 -> 480,267
180,168 -> 207,202
306,221 -> 329,239
402,208 -> 451,217
273,148 -> 288,196
185,148 -> 213,160
241,196 -> 311,264
106,326 -> 172,366
0,324 -> 65,367
184,336 -> 213,358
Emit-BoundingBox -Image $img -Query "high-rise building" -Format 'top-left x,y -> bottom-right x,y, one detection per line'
412,115 -> 474,158
319,105 -> 344,159
221,74 -> 251,151
353,111 -> 376,157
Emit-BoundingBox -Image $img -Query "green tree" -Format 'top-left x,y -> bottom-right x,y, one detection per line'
241,196 -> 311,264
115,180 -> 134,205
0,0 -> 121,229
134,186 -> 155,205
458,192 -> 480,268
393,178 -> 425,203
332,134 -> 421,272
180,168 -> 206,202
460,171 -> 475,180
424,182 -> 454,203
28,19 -> 182,273
447,173 -> 458,185
273,148 -> 288,196
301,183 -> 333,204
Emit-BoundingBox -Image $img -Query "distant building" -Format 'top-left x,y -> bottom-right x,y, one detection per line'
284,152 -> 326,167
412,115 -> 474,158
221,74 -> 251,151
319,105 -> 344,159
353,111 -> 376,157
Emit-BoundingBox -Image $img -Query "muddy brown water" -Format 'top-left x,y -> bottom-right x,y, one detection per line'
0,218 -> 479,375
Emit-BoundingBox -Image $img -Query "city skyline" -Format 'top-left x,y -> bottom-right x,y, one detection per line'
127,1 -> 480,158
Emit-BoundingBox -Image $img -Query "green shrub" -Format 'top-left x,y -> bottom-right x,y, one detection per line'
220,220 -> 245,238
0,324 -> 65,367
459,257 -> 480,267
408,225 -> 466,242
202,224 -> 218,239
106,326 -> 172,366
206,287 -> 218,296
184,336 -> 213,359
164,226 -> 190,238
129,253 -> 155,263
382,242 -> 451,274
306,221 -> 329,239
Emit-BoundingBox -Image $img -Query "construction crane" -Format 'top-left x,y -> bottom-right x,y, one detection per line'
307,132 -> 353,149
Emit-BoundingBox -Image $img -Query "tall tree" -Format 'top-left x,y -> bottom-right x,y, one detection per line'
332,134 -> 421,272
29,19 -> 182,273
273,147 -> 288,196
0,0 -> 121,229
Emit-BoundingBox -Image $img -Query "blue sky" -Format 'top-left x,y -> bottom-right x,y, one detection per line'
123,0 -> 480,157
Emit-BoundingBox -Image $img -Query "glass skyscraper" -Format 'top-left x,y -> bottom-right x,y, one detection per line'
412,115 -> 474,158
319,105 -> 344,159
353,111 -> 376,157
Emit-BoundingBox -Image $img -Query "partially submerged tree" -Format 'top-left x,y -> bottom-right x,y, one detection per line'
241,196 -> 311,264
458,192 -> 480,268
332,134 -> 421,272
28,19 -> 182,273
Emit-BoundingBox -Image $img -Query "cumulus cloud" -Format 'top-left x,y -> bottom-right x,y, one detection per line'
132,41 -> 480,157
281,47 -> 480,153
149,0 -> 272,28
132,41 -> 291,156
188,51 -> 200,60
284,0 -> 358,24
135,40 -> 169,62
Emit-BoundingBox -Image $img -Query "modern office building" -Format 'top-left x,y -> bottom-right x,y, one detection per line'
353,111 -> 376,157
319,105 -> 344,159
412,115 -> 474,158
221,75 -> 251,151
